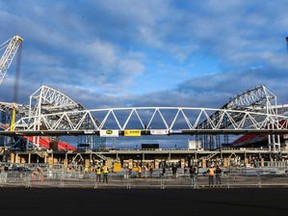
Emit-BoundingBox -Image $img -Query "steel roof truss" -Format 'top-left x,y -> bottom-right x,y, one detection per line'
157,109 -> 169,129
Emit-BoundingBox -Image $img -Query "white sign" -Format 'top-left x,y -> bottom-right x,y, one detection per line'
187,140 -> 202,150
84,130 -> 95,134
150,129 -> 169,135
170,129 -> 182,134
100,130 -> 119,137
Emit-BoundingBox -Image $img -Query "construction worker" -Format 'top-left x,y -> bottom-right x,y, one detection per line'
189,165 -> 198,187
83,166 -> 89,178
207,165 -> 215,187
102,164 -> 109,183
172,163 -> 177,178
89,166 -> 94,173
31,168 -> 38,182
33,167 -> 44,182
66,167 -> 72,178
137,165 -> 142,178
149,164 -> 154,177
215,165 -> 222,186
84,166 -> 89,173
96,166 -> 102,183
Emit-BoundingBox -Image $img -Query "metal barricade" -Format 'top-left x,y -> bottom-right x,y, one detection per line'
0,163 -> 288,188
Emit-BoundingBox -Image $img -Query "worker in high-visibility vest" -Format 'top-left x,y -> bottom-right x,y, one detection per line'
96,166 -> 102,183
207,165 -> 215,187
84,166 -> 89,173
102,164 -> 109,183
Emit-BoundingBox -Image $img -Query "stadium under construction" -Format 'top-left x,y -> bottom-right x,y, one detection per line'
1,35 -> 288,170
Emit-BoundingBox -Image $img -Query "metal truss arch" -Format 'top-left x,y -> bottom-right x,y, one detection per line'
28,85 -> 89,131
29,85 -> 85,115
197,85 -> 278,130
224,85 -> 277,113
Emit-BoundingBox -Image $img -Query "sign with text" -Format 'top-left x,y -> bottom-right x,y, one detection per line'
124,130 -> 141,136
150,129 -> 169,135
100,130 -> 119,137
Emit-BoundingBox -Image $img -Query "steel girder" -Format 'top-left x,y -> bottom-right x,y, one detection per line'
10,107 -> 288,134
2,85 -> 287,143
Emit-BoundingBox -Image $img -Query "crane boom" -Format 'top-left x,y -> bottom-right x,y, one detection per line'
0,35 -> 23,85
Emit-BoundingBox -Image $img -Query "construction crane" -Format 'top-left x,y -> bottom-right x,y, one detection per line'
0,35 -> 23,85
0,35 -> 23,131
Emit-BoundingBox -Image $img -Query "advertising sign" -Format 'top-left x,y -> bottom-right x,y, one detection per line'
150,129 -> 169,135
124,130 -> 141,136
100,130 -> 119,137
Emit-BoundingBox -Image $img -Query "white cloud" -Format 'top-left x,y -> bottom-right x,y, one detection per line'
117,59 -> 145,75
24,52 -> 61,66
1,0 -> 288,110
86,40 -> 117,67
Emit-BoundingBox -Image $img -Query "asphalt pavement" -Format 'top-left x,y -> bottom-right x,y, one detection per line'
0,187 -> 287,216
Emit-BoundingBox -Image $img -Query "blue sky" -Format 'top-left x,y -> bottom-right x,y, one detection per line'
1,0 -> 288,148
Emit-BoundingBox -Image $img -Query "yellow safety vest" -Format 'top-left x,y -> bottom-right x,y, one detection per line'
208,168 -> 215,176
102,166 -> 108,174
96,168 -> 101,174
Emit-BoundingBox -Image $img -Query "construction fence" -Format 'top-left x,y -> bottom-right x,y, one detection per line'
0,163 -> 288,189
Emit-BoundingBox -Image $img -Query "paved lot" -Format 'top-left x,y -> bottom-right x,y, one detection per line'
1,171 -> 288,215
0,187 -> 288,215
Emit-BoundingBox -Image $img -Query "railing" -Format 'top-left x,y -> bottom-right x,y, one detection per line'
1,166 -> 288,189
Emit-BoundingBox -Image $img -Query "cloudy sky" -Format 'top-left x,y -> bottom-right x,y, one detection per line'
0,0 -> 288,148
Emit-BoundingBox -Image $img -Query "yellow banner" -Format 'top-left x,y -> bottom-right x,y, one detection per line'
124,130 -> 141,136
